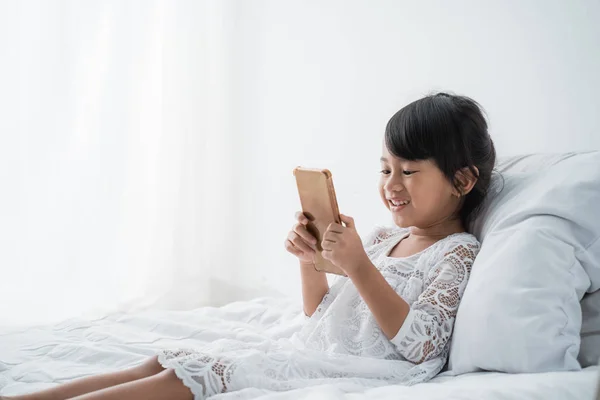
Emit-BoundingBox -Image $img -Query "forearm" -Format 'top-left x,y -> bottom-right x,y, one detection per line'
300,261 -> 329,317
348,262 -> 410,339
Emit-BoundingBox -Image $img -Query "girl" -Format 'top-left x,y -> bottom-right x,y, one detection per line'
3,93 -> 496,400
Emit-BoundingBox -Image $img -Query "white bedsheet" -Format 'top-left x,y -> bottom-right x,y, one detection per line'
1,297 -> 597,399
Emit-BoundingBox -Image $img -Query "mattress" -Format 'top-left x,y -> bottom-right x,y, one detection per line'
1,297 -> 597,399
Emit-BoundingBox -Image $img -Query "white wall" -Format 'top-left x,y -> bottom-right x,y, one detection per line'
3,1 -> 596,316
227,0 -> 600,301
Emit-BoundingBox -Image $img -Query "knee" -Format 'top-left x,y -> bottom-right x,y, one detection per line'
131,355 -> 165,379
155,369 -> 194,399
156,368 -> 181,382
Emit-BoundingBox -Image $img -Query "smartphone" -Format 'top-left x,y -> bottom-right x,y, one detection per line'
293,167 -> 345,276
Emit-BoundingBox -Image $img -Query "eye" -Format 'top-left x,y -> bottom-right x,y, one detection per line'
379,169 -> 391,175
402,170 -> 416,176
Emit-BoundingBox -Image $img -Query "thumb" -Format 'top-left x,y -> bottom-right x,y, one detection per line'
340,214 -> 355,229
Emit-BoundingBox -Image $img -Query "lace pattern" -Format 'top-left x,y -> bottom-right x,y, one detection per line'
156,225 -> 480,399
390,241 -> 477,365
157,348 -> 238,397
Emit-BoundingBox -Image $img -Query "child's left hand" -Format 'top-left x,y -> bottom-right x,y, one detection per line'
321,214 -> 370,276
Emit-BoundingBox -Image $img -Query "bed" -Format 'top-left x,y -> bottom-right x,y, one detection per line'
1,297 -> 598,399
3,152 -> 600,399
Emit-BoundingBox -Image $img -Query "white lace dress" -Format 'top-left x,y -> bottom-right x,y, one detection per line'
156,226 -> 480,399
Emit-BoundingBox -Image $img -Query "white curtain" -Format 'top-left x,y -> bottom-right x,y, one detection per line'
0,0 -> 248,327
9,0 -> 596,330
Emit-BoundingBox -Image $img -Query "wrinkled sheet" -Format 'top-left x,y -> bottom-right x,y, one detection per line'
1,297 -> 597,399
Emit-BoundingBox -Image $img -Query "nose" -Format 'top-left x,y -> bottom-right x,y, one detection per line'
384,175 -> 405,193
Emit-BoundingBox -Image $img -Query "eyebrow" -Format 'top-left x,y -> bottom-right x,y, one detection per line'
381,156 -> 412,163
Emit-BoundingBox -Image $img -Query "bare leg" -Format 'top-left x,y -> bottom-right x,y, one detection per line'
69,369 -> 193,400
2,356 -> 165,400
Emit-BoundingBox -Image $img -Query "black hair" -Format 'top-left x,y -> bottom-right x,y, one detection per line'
384,92 -> 496,225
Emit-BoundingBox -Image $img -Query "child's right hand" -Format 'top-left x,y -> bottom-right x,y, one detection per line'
284,211 -> 319,264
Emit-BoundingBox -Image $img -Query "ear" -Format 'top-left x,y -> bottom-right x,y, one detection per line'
452,166 -> 479,197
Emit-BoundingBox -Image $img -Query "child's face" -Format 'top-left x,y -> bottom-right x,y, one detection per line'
378,144 -> 461,229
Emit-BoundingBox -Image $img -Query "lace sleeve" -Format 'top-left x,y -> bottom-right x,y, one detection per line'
390,242 -> 477,364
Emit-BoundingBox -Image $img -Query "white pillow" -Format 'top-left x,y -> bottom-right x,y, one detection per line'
448,151 -> 600,374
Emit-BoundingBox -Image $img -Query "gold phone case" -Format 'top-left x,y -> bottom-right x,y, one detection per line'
293,167 -> 345,276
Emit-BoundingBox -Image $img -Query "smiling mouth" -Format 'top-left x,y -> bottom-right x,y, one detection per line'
388,199 -> 410,207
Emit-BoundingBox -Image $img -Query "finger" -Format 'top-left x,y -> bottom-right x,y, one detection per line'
288,232 -> 316,254
295,211 -> 309,225
284,239 -> 304,257
340,214 -> 355,229
293,223 -> 318,245
322,231 -> 339,242
286,238 -> 314,259
326,222 -> 344,234
321,249 -> 332,260
321,239 -> 335,250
